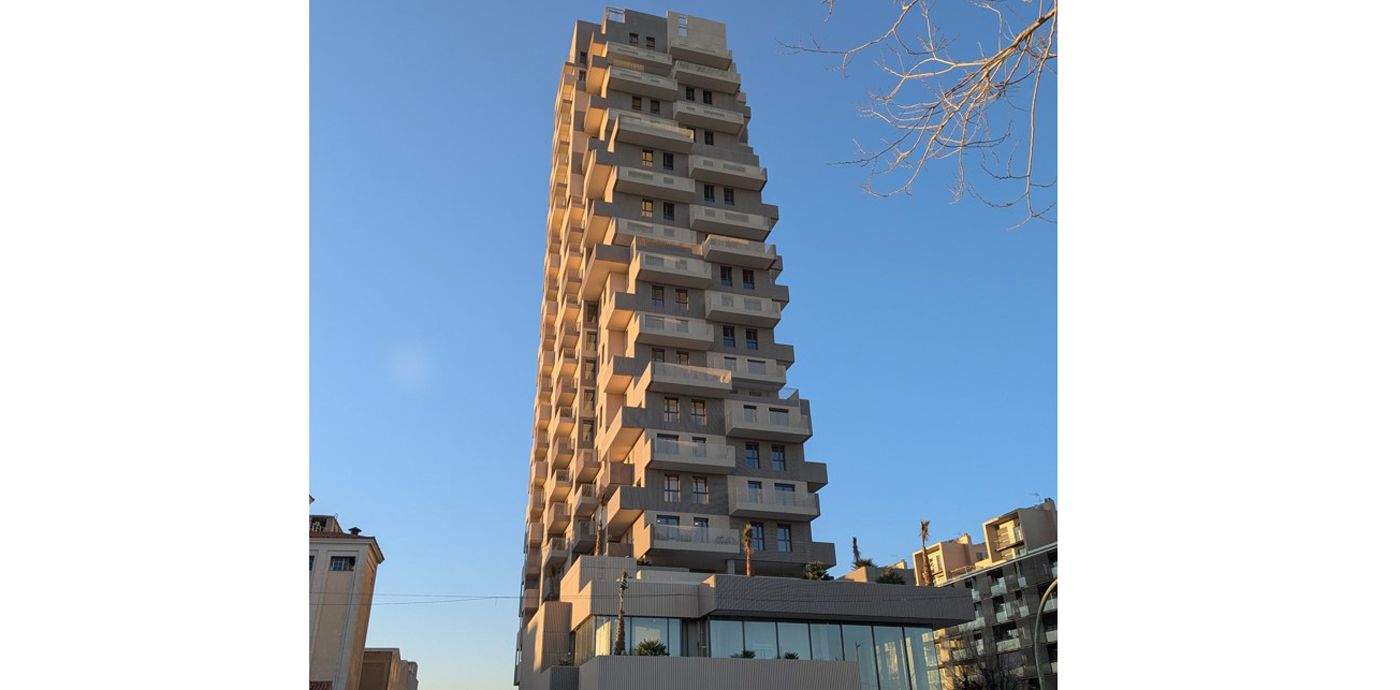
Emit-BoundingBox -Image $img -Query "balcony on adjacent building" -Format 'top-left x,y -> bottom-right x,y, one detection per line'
689,204 -> 771,241
672,60 -> 740,93
636,360 -> 733,397
706,352 -> 786,389
723,397 -> 812,442
689,154 -> 766,190
728,477 -> 821,520
631,249 -> 711,288
669,37 -> 732,70
632,429 -> 734,474
605,217 -> 698,249
632,312 -> 715,349
704,291 -> 782,328
603,66 -> 678,100
600,40 -> 673,70
543,537 -> 567,567
610,165 -> 694,203
701,235 -> 776,270
674,101 -> 745,134
994,637 -> 1023,653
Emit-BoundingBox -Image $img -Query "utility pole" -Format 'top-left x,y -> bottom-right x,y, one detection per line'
1033,578 -> 1058,689
612,570 -> 629,656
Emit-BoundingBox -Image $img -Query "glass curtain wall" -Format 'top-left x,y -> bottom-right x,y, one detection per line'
706,619 -> 943,690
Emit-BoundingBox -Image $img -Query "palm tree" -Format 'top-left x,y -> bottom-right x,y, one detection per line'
852,536 -> 875,569
741,523 -> 753,576
919,520 -> 935,586
802,561 -> 834,581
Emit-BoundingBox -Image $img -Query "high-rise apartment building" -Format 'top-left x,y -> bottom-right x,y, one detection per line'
911,499 -> 1058,690
515,9 -> 972,690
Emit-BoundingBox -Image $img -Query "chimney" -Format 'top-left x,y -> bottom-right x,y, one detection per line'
349,527 -> 362,536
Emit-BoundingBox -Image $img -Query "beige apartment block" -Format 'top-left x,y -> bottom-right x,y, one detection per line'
515,8 -> 972,690
911,499 -> 1059,690
311,513 -> 385,690
359,648 -> 419,690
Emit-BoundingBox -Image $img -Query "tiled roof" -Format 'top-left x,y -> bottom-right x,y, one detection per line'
309,531 -> 373,539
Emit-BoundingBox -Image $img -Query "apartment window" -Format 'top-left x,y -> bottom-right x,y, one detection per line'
629,32 -> 639,45
662,202 -> 675,221
641,199 -> 654,218
745,328 -> 759,350
777,524 -> 792,552
749,521 -> 765,550
585,331 -> 598,350
663,475 -> 680,502
690,435 -> 706,457
642,149 -> 654,167
652,348 -> 666,362
721,356 -> 738,372
690,400 -> 707,424
703,130 -> 715,145
768,407 -> 789,426
656,433 -> 680,455
720,266 -> 733,286
774,483 -> 796,505
309,555 -> 315,570
657,514 -> 680,528
692,477 -> 709,504
330,556 -> 355,572
664,397 -> 680,422
578,51 -> 587,64
652,285 -> 665,308
743,405 -> 758,423
693,516 -> 709,531
581,421 -> 595,444
722,325 -> 736,347
744,442 -> 760,469
703,184 -> 715,202
583,359 -> 596,378
632,95 -> 642,111
645,35 -> 656,49
662,152 -> 674,171
650,99 -> 661,115
676,350 -> 690,364
677,15 -> 689,36
675,288 -> 689,306
685,86 -> 695,101
703,89 -> 713,105
724,187 -> 735,206
771,444 -> 787,471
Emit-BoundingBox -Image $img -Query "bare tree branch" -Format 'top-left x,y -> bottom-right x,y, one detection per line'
785,0 -> 1057,226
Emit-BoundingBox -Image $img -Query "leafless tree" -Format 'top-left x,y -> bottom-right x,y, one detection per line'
786,0 -> 1058,226
946,642 -> 1030,690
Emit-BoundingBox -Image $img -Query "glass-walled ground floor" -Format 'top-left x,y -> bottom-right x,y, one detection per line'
571,615 -> 940,690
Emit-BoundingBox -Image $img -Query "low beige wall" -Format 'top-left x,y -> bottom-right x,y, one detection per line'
578,656 -> 861,690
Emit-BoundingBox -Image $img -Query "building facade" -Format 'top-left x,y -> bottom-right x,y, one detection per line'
911,500 -> 1058,690
359,648 -> 419,690
515,8 -> 972,690
310,512 -> 386,690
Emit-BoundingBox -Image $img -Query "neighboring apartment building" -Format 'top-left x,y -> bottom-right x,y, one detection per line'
359,648 -> 419,690
515,9 -> 973,690
911,500 -> 1058,690
310,511 -> 385,690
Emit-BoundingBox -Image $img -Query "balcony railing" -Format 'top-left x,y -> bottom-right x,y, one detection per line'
635,312 -> 715,344
674,101 -> 745,133
723,398 -> 812,442
602,41 -> 672,68
634,250 -> 711,287
608,217 -> 697,247
651,523 -> 740,547
613,166 -> 694,203
689,204 -> 771,241
612,111 -> 695,148
689,153 -> 766,190
672,60 -> 740,93
705,291 -> 781,327
605,66 -> 678,99
643,361 -> 733,396
707,352 -> 786,387
700,235 -> 776,269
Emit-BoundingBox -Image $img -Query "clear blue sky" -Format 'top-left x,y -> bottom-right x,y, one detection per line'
311,2 -> 1056,688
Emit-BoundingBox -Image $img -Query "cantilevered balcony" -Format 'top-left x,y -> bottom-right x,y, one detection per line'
689,154 -> 766,190
526,522 -> 543,548
547,439 -> 574,471
604,485 -> 646,536
611,110 -> 695,149
669,36 -> 732,69
802,461 -> 829,491
674,101 -> 744,134
632,429 -> 734,474
723,398 -> 812,442
704,291 -> 782,328
672,60 -> 740,93
546,502 -> 569,534
530,460 -> 547,488
548,406 -> 576,440
598,353 -> 645,394
631,250 -> 711,288
599,405 -> 646,460
636,360 -> 733,397
610,166 -> 694,203
599,288 -> 640,330
689,204 -> 771,241
728,477 -> 822,520
599,461 -> 634,499
527,492 -> 543,520
582,243 -> 631,300
701,235 -> 776,270
639,523 -> 741,565
632,312 -> 714,349
543,536 -> 567,567
707,352 -> 786,389
546,468 -> 572,501
600,41 -> 673,70
522,588 -> 540,616
603,66 -> 678,100
605,217 -> 698,248
569,483 -> 597,517
574,449 -> 601,483
566,518 -> 597,554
